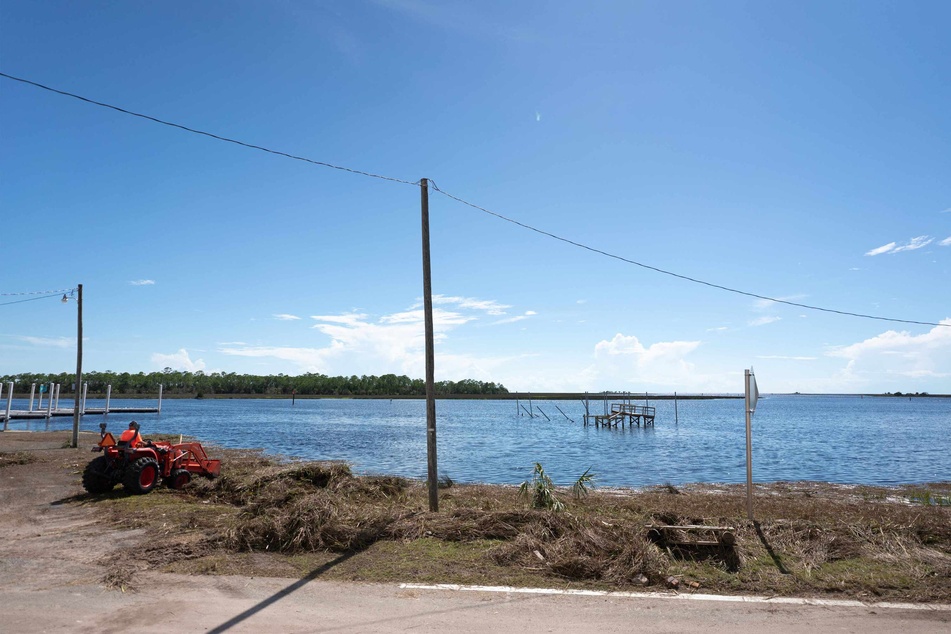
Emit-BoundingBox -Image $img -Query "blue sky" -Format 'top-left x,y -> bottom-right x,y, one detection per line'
1,1 -> 949,394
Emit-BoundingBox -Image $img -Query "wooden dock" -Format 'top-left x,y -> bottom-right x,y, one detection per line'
586,403 -> 655,428
2,406 -> 159,423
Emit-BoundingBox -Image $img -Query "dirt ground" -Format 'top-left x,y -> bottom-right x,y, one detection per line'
1,431 -> 949,633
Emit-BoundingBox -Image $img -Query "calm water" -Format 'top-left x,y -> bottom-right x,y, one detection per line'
6,395 -> 949,487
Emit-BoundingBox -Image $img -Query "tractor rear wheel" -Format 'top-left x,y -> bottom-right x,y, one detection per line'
82,456 -> 115,494
123,457 -> 160,495
167,468 -> 191,490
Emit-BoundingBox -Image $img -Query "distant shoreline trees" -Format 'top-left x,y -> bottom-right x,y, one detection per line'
0,370 -> 508,398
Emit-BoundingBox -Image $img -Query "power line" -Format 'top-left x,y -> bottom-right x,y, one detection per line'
0,293 -> 67,307
428,181 -> 950,329
3,72 -> 946,329
0,72 -> 418,187
1,288 -> 76,296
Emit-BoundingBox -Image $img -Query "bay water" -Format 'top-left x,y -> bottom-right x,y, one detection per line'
6,395 -> 948,487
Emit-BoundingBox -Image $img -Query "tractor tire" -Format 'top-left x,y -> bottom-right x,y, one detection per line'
167,468 -> 191,490
123,456 -> 160,495
82,456 -> 115,494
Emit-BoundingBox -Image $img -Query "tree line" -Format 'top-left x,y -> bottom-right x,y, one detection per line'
0,370 -> 508,398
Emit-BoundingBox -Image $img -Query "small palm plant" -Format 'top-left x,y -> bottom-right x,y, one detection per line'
571,467 -> 596,499
519,462 -> 565,511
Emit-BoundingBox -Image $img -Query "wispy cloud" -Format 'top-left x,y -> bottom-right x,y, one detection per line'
273,314 -> 302,321
752,294 -> 806,310
749,316 -> 782,327
130,279 -> 155,286
940,236 -> 951,247
18,336 -> 72,348
152,348 -> 206,372
865,236 -> 933,256
431,295 -> 510,315
707,326 -> 728,332
493,310 -> 537,325
756,355 -> 817,361
224,296 -> 527,377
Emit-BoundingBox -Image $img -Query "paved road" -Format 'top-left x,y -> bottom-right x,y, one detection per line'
4,573 -> 950,633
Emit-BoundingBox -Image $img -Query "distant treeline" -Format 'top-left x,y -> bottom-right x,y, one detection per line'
0,370 -> 509,398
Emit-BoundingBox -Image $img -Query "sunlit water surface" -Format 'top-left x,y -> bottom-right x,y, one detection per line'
7,395 -> 949,487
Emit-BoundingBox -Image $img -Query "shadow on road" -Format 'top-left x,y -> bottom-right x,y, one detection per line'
207,550 -> 359,634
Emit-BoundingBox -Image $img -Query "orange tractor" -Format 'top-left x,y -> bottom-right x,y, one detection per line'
82,421 -> 221,495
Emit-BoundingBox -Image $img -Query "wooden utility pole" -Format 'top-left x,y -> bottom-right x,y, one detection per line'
71,284 -> 83,448
420,178 -> 438,512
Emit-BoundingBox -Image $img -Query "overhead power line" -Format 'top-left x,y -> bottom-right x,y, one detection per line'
2,72 -> 947,329
1,287 -> 76,296
0,72 -> 418,187
0,293 -> 68,307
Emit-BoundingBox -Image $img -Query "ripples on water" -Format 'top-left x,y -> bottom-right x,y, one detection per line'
8,395 -> 949,487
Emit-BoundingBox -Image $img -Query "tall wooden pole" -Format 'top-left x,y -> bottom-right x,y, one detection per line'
71,284 -> 83,448
420,179 -> 438,512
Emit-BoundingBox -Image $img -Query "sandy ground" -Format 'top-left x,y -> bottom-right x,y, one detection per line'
1,431 -> 949,633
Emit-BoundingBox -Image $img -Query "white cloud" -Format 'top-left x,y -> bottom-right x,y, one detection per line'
493,310 -> 537,325
756,355 -> 817,361
587,333 -> 706,388
431,295 -> 510,315
151,348 -> 206,372
865,236 -> 933,256
940,236 -> 951,247
749,316 -> 782,327
224,300 -> 518,377
273,314 -> 302,321
130,279 -> 155,286
752,295 -> 805,311
892,236 -> 933,252
707,326 -> 728,332
18,336 -> 73,348
865,242 -> 897,256
823,320 -> 951,387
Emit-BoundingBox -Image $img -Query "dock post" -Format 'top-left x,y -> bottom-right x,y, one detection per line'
674,391 -> 678,424
3,382 -> 12,430
516,392 -> 520,417
37,386 -> 43,412
158,384 -> 163,414
105,385 -> 112,415
54,384 -> 61,411
81,382 -> 88,415
46,384 -> 54,421
29,383 -> 36,411
529,392 -> 533,418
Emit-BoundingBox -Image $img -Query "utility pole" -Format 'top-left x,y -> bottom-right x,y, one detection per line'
71,284 -> 83,448
420,178 -> 438,512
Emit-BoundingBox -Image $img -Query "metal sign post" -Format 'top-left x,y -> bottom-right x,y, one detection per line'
745,368 -> 759,521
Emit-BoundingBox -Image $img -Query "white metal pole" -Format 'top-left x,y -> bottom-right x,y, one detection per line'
29,383 -> 36,411
46,384 -> 54,420
745,369 -> 754,521
37,386 -> 43,411
3,382 -> 12,430
157,384 -> 163,414
53,384 -> 59,411
81,382 -> 88,415
105,385 -> 112,415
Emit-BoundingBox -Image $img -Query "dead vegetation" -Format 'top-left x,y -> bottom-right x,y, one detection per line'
0,451 -> 38,468
82,445 -> 951,602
